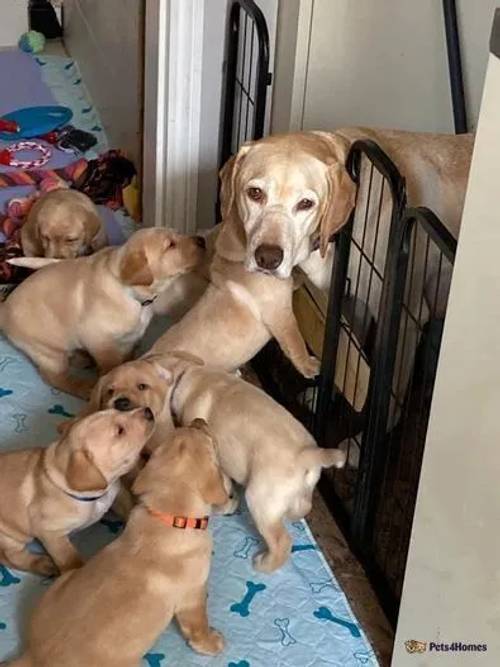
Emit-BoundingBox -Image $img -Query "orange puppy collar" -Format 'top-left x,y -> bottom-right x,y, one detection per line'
147,507 -> 209,530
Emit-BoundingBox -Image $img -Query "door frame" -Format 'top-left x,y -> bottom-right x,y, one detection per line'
143,0 -> 205,232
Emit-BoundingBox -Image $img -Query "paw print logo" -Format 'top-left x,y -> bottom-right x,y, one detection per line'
404,640 -> 427,654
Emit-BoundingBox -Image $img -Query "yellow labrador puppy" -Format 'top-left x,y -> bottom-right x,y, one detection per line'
0,407 -> 154,577
149,132 -> 357,376
60,351 -> 201,444
9,421 -> 227,667
166,358 -> 346,573
21,189 -> 107,259
2,228 -> 205,398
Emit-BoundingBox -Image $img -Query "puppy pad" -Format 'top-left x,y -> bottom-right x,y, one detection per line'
0,336 -> 378,666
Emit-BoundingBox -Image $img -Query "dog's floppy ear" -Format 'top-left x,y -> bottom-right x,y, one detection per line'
219,142 -> 253,220
189,417 -> 210,433
169,350 -> 205,366
119,239 -> 154,286
200,467 -> 229,506
56,377 -> 104,436
66,449 -> 107,492
84,212 -> 102,246
311,131 -> 357,257
192,420 -> 228,506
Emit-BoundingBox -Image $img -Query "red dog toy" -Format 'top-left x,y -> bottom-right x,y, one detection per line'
0,119 -> 20,134
0,141 -> 51,169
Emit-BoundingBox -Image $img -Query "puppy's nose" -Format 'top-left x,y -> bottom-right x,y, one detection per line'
114,397 -> 132,412
194,235 -> 206,249
143,407 -> 155,422
254,244 -> 284,271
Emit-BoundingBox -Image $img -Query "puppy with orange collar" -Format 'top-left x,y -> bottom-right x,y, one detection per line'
10,420 -> 227,667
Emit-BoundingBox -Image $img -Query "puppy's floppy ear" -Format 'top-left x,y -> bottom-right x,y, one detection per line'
56,376 -> 105,436
311,131 -> 357,257
219,142 -> 253,220
200,468 -> 229,506
84,212 -> 102,245
119,240 -> 154,286
189,417 -> 209,433
57,417 -> 77,436
88,375 -> 106,412
66,449 -> 108,492
169,350 -> 205,366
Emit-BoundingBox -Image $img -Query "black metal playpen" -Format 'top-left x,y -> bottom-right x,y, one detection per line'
220,0 -> 457,627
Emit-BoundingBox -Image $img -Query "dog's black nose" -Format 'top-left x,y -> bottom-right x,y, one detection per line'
114,397 -> 132,411
143,407 -> 155,421
255,244 -> 284,271
194,235 -> 206,249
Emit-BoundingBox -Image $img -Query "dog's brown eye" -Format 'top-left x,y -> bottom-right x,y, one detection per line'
107,388 -> 114,397
297,198 -> 314,211
117,425 -> 125,436
66,237 -> 78,243
137,383 -> 148,391
247,187 -> 264,203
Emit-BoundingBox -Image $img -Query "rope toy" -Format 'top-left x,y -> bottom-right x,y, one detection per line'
0,141 -> 51,169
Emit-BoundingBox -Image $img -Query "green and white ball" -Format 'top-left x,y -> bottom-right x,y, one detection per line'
18,30 -> 46,54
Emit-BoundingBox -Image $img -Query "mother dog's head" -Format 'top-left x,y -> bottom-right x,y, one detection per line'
218,131 -> 356,279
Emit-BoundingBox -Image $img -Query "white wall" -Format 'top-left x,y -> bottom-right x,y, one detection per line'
196,0 -> 229,229
196,0 -> 278,229
273,0 -> 498,134
392,48 -> 500,665
64,0 -> 144,169
0,0 -> 28,47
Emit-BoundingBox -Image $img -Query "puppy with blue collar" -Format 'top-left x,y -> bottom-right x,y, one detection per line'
0,406 -> 154,577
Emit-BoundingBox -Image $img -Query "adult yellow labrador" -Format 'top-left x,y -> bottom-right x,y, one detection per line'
150,132 -> 358,376
150,129 -> 472,377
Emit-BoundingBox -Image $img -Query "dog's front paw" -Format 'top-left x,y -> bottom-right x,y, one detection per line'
253,550 -> 283,574
58,555 -> 84,572
33,555 -> 59,578
190,629 -> 225,656
215,490 -> 240,516
296,355 -> 320,379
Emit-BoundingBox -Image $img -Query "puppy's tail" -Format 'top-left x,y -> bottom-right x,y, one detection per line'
300,446 -> 347,470
6,257 -> 60,269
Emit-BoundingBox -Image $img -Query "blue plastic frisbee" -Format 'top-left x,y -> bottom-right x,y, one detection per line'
0,106 -> 73,140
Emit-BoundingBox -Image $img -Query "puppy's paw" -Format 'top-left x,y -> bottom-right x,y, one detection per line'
253,550 -> 283,574
297,355 -> 320,379
33,555 -> 59,578
215,491 -> 240,516
58,555 -> 84,573
190,629 -> 225,656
